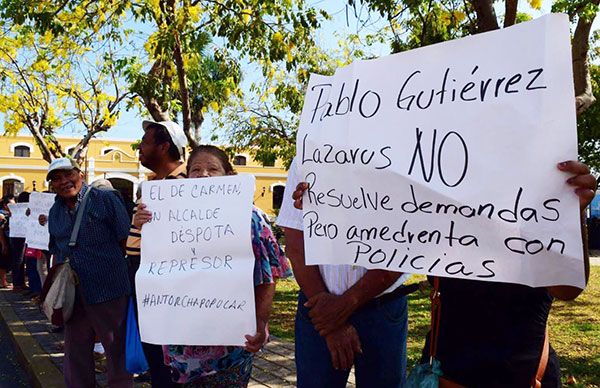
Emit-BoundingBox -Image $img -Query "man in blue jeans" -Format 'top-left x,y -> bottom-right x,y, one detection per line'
278,158 -> 409,388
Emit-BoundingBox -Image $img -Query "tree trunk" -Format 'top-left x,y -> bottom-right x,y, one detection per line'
140,60 -> 171,122
470,0 -> 499,32
26,115 -> 62,163
504,0 -> 518,28
173,33 -> 197,147
167,0 -> 197,148
572,2 -> 600,116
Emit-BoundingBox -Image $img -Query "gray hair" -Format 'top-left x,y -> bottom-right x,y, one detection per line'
91,179 -> 114,191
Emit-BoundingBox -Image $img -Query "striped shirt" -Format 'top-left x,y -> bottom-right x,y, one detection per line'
48,184 -> 131,304
276,158 -> 409,295
125,163 -> 187,257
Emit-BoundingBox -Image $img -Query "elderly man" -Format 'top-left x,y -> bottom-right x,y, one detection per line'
46,158 -> 132,388
278,158 -> 411,388
125,120 -> 187,387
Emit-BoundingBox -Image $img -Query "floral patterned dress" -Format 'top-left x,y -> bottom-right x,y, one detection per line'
164,207 -> 291,386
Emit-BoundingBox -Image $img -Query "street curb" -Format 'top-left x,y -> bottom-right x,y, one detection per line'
0,295 -> 64,388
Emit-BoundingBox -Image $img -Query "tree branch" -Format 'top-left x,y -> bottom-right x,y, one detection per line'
25,116 -> 53,163
469,0 -> 499,32
572,0 -> 600,115
504,0 -> 518,27
168,0 -> 197,147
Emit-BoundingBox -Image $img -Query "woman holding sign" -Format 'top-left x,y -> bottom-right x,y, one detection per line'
134,145 -> 291,387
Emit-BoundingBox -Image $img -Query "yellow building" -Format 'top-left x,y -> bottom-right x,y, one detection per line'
0,135 -> 288,216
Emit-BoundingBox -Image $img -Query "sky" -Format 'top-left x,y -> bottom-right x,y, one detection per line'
6,1 -> 597,142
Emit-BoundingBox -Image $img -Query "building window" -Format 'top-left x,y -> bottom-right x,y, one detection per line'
233,155 -> 247,166
14,146 -> 30,158
65,146 -> 76,156
262,155 -> 276,167
102,148 -> 117,155
2,179 -> 24,196
272,185 -> 285,210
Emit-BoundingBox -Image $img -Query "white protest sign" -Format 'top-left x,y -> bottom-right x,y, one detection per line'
26,192 -> 56,250
297,14 -> 585,288
8,203 -> 28,238
137,174 -> 257,345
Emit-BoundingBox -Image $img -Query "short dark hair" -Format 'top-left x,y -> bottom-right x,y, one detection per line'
1,194 -> 15,207
187,145 -> 236,176
149,124 -> 181,161
16,192 -> 29,203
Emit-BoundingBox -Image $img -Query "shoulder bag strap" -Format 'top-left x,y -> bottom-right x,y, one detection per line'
429,277 -> 441,362
68,187 -> 93,248
532,327 -> 549,388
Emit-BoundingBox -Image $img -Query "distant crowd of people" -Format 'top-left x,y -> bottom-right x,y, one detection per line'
0,118 -> 595,388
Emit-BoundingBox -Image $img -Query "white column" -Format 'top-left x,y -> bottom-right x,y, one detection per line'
88,158 -> 96,183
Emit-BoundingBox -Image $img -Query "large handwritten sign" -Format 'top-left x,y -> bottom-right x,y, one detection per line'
7,203 -> 28,238
298,14 -> 585,288
137,175 -> 257,345
26,192 -> 56,250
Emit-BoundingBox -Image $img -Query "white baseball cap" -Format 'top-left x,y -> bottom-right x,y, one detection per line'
142,120 -> 187,159
46,158 -> 81,181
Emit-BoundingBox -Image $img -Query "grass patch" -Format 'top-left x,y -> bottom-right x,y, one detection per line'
549,267 -> 600,387
269,278 -> 299,341
270,269 -> 600,386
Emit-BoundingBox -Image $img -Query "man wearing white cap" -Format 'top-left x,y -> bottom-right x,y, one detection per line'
126,120 -> 187,386
45,157 -> 133,387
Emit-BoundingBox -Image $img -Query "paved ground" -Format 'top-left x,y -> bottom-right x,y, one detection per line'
0,306 -> 30,388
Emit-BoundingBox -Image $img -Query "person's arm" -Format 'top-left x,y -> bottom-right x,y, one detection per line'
0,230 -> 7,256
283,227 -> 328,298
105,191 -> 133,254
279,159 -> 362,369
324,324 -> 362,370
132,203 -> 152,229
547,160 -> 595,300
291,181 -> 403,335
306,270 -> 402,336
245,282 -> 276,353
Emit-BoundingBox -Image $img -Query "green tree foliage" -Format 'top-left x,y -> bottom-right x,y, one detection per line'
0,0 -> 326,154
0,4 -> 131,163
220,0 -> 600,167
578,65 -> 600,170
353,0 -> 600,165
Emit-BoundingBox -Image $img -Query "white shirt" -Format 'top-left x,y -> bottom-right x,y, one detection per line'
276,158 -> 409,295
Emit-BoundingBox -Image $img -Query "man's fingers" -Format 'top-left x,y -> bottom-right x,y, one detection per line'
292,182 -> 309,209
576,188 -> 596,208
340,343 -> 354,370
328,345 -> 340,370
304,293 -> 322,308
351,333 -> 363,354
319,326 -> 336,337
295,182 -> 309,192
293,198 -> 303,210
567,174 -> 597,190
558,160 -> 591,175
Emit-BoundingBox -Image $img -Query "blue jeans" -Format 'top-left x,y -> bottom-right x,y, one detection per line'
295,291 -> 408,388
10,238 -> 25,287
26,257 -> 42,293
